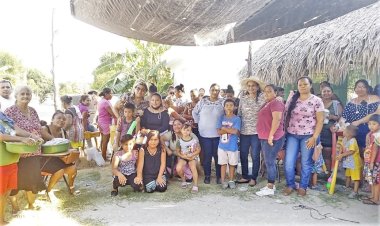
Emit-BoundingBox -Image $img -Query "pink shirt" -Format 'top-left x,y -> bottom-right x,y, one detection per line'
286,94 -> 324,135
257,99 -> 285,140
98,98 -> 113,126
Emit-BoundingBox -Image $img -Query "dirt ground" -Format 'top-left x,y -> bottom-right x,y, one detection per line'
4,158 -> 380,226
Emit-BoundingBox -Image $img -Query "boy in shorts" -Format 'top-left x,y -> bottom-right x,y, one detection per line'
217,99 -> 241,189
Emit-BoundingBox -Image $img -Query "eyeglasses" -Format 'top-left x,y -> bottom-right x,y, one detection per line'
169,92 -> 174,95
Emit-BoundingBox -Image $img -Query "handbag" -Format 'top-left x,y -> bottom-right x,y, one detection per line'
60,149 -> 80,164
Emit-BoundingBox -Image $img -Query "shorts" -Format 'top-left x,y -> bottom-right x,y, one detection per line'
0,163 -> 18,195
218,148 -> 239,166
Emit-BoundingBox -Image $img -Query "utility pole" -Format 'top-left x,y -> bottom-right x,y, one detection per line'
247,41 -> 252,77
51,8 -> 58,111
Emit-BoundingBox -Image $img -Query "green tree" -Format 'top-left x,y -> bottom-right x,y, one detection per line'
26,69 -> 54,103
59,82 -> 80,95
0,51 -> 25,83
92,40 -> 173,94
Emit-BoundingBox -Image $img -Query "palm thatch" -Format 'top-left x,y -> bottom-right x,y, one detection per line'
239,2 -> 380,85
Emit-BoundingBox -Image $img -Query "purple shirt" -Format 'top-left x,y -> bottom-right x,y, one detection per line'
257,99 -> 285,140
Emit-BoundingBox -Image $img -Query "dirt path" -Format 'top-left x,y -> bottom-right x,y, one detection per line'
6,163 -> 380,226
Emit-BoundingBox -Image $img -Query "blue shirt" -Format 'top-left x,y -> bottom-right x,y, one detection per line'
192,97 -> 224,138
0,111 -> 15,135
217,115 -> 241,151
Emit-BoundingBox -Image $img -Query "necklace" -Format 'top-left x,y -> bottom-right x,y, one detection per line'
147,147 -> 157,156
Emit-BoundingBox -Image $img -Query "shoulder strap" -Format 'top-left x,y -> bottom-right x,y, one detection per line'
332,100 -> 339,115
46,126 -> 52,135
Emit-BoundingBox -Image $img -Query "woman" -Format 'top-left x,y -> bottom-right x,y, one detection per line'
320,86 -> 343,171
237,77 -> 265,186
172,84 -> 187,114
283,77 -> 324,196
161,119 -> 198,179
98,88 -> 117,161
41,110 -> 78,195
198,88 -> 205,99
5,86 -> 47,212
114,80 -> 149,118
192,83 -> 224,184
78,94 -> 96,132
256,84 -> 285,196
0,110 -> 41,224
342,79 -> 380,152
61,95 -> 84,149
141,93 -> 170,134
183,89 -> 200,136
135,130 -> 167,193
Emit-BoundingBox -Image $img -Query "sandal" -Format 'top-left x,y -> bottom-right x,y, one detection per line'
181,182 -> 187,189
248,179 -> 257,187
236,179 -> 249,184
362,199 -> 380,205
191,186 -> 199,193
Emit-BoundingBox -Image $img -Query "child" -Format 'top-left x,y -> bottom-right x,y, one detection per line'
111,134 -> 141,196
135,130 -> 167,193
363,114 -> 380,205
336,125 -> 361,199
176,123 -> 201,192
217,99 -> 241,189
310,142 -> 326,190
113,103 -> 141,151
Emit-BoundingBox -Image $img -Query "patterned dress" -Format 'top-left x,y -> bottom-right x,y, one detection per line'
5,105 -> 45,194
342,101 -> 379,148
238,93 -> 265,135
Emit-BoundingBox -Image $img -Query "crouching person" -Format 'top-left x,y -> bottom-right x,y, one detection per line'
135,130 -> 167,193
111,134 -> 142,196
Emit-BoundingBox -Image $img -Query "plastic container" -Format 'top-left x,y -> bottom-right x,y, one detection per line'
4,141 -> 40,154
0,142 -> 20,166
42,142 -> 70,154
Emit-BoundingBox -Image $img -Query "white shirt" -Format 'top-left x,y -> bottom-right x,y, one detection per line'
0,96 -> 15,111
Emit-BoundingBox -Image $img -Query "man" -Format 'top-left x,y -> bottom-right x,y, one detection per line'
0,80 -> 14,111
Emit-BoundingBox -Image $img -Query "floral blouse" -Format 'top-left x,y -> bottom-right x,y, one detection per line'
238,93 -> 265,135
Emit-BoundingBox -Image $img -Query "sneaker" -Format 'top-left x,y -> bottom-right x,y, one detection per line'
256,186 -> 275,196
348,192 -> 359,199
228,181 -> 236,189
204,176 -> 211,184
181,182 -> 188,189
191,186 -> 199,193
222,182 -> 229,189
186,178 -> 193,184
260,185 -> 276,191
111,190 -> 118,196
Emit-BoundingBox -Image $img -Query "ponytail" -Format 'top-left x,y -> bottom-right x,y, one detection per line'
285,91 -> 300,128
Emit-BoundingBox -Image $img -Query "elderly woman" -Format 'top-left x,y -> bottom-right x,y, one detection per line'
237,77 -> 265,186
283,77 -> 324,197
320,86 -> 343,170
5,86 -> 47,212
135,130 -> 167,193
255,84 -> 286,196
141,93 -> 170,134
342,79 -> 380,152
192,83 -> 224,184
114,80 -> 149,118
41,110 -> 78,195
98,88 -> 117,161
0,110 -> 41,224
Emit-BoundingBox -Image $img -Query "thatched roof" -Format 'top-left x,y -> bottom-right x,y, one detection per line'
239,1 -> 380,85
70,0 -> 376,46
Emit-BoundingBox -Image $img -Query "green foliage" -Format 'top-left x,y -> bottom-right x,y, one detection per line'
0,51 -> 25,83
26,69 -> 53,103
59,82 -> 81,96
92,40 -> 173,94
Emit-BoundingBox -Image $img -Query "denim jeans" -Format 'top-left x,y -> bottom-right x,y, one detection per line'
199,136 -> 221,178
240,134 -> 261,180
285,133 -> 314,189
261,136 -> 285,184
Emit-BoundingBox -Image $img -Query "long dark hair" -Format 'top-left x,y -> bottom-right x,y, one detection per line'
143,130 -> 164,152
354,79 -> 372,94
99,87 -> 112,97
285,76 -> 313,127
171,119 -> 183,143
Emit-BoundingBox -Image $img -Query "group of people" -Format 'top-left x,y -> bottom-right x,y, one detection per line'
1,76 -> 380,224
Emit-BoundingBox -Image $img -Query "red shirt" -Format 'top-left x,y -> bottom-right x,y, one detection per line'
257,99 -> 285,140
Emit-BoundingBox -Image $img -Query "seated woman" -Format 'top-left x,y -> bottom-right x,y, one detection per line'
135,130 -> 167,193
41,110 -> 78,195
